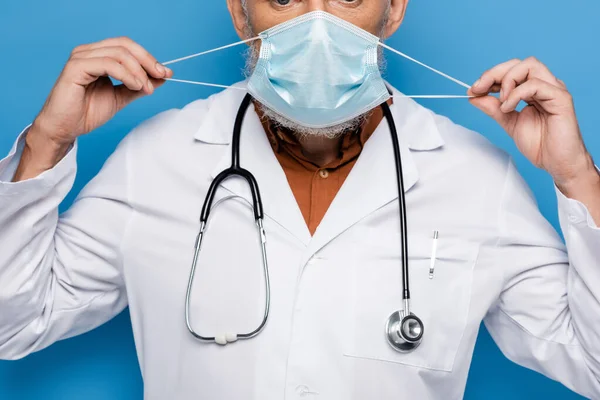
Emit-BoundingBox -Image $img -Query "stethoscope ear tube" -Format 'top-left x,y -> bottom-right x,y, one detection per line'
186,94 -> 270,345
201,167 -> 263,223
380,101 -> 410,303
200,93 -> 264,224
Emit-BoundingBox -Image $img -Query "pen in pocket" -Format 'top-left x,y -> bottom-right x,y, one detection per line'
429,231 -> 439,279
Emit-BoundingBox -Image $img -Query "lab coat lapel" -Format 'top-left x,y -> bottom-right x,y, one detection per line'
301,94 -> 443,264
195,87 -> 312,246
194,84 -> 444,252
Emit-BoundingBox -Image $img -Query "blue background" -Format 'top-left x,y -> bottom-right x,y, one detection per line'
0,0 -> 597,398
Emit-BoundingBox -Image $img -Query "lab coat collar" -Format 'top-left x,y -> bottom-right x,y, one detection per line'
192,81 -> 445,249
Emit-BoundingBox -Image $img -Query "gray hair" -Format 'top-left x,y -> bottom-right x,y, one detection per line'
241,0 -> 248,12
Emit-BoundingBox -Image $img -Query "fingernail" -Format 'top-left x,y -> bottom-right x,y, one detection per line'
165,66 -> 173,75
500,89 -> 504,101
135,78 -> 143,90
147,80 -> 154,92
473,79 -> 481,88
501,101 -> 508,111
155,62 -> 166,75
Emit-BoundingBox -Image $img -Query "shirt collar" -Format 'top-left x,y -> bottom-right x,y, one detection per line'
192,80 -> 445,152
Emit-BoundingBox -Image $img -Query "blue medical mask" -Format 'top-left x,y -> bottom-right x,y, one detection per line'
247,11 -> 390,129
161,12 -> 473,124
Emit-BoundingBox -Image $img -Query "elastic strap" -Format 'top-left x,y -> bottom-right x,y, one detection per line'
164,78 -> 247,91
378,43 -> 472,89
393,95 -> 474,99
162,36 -> 260,66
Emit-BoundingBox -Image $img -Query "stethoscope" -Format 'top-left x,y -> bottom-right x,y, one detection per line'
185,93 -> 424,353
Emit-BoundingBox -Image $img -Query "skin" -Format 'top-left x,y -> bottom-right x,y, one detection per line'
468,58 -> 600,223
13,0 -> 600,223
14,37 -> 174,181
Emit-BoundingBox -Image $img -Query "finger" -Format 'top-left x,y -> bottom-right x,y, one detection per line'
467,83 -> 501,97
65,57 -> 145,92
469,95 -> 518,134
500,57 -> 564,102
72,46 -> 156,94
500,78 -> 572,115
114,77 -> 166,111
76,37 -> 171,80
471,59 -> 521,95
557,78 -> 568,89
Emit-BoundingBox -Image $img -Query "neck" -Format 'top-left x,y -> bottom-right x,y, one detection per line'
255,99 -> 392,167
295,101 -> 389,166
297,135 -> 343,167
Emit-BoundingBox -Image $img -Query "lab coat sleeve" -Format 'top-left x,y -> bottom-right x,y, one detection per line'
0,125 -> 133,360
483,159 -> 600,398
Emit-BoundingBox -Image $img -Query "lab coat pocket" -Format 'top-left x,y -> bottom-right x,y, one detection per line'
344,234 -> 479,372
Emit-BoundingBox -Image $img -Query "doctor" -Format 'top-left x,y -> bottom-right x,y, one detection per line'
1,0 -> 599,399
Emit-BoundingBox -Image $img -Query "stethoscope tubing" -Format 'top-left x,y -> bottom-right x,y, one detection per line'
185,93 -> 418,349
186,93 -> 270,343
380,101 -> 411,309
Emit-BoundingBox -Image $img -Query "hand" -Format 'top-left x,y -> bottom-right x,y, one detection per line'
30,36 -> 173,147
468,57 -> 597,191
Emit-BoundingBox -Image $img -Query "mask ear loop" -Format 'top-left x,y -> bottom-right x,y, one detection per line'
160,36 -> 261,91
162,36 -> 260,66
163,78 -> 247,91
378,43 -> 471,89
377,42 -> 475,99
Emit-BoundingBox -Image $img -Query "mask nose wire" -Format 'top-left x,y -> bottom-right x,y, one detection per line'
159,35 -> 475,98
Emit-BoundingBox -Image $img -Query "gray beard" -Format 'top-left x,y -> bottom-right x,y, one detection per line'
242,15 -> 388,140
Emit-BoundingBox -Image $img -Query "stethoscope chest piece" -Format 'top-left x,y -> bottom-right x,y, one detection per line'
385,310 -> 424,353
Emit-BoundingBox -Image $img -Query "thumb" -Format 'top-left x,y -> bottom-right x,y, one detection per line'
468,91 -> 517,134
115,78 -> 167,111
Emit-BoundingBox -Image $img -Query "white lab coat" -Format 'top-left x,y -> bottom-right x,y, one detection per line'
0,82 -> 599,400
